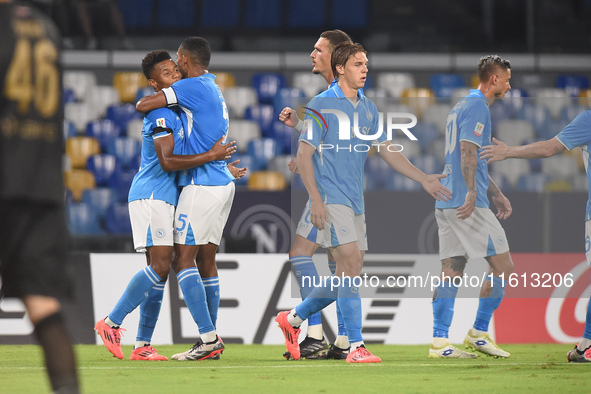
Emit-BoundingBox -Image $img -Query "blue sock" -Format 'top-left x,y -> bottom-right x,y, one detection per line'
202,276 -> 220,329
328,260 -> 347,337
337,277 -> 363,343
109,266 -> 162,326
295,276 -> 337,320
291,255 -> 321,326
584,295 -> 591,340
137,279 -> 166,343
474,277 -> 506,332
177,267 -> 214,335
432,281 -> 459,338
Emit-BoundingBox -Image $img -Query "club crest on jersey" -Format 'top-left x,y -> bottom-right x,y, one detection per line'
156,118 -> 166,128
474,122 -> 484,137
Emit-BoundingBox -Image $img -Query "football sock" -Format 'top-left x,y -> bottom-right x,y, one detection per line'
177,267 -> 214,335
137,278 -> 166,343
432,281 -> 459,338
34,312 -> 79,393
334,335 -> 350,349
294,276 -> 338,324
201,330 -> 217,344
104,317 -> 119,328
135,341 -> 150,349
287,309 -> 304,327
109,266 -> 162,326
337,278 -> 363,344
328,260 -> 348,337
202,276 -> 220,328
291,255 -> 322,327
432,337 -> 450,347
307,324 -> 324,340
473,276 -> 506,332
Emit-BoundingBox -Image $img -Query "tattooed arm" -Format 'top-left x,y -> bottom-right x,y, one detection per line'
487,175 -> 512,220
457,140 -> 478,220
480,136 -> 566,164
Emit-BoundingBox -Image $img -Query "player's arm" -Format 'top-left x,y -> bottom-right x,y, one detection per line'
155,135 -> 236,172
480,136 -> 565,164
136,91 -> 167,113
457,140 -> 478,220
376,141 -> 451,201
279,107 -> 304,131
227,160 -> 247,180
297,140 -> 328,230
487,175 -> 512,220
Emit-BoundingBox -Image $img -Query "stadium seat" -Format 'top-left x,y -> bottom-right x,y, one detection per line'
66,202 -> 104,235
126,118 -> 145,143
411,122 -> 440,152
429,74 -> 465,98
401,88 -> 435,119
86,154 -> 118,187
516,104 -> 552,139
63,169 -> 96,201
106,103 -> 143,133
411,154 -> 443,174
272,87 -> 306,117
490,159 -> 530,188
556,74 -> 590,97
113,72 -> 149,104
495,120 -> 535,146
106,137 -> 141,170
292,72 -> 327,98
65,136 -> 101,169
267,155 -> 293,185
135,86 -> 154,103
450,88 -> 472,103
560,104 -> 589,124
363,88 -> 389,101
501,88 -> 528,117
228,120 -> 261,152
224,87 -> 259,118
82,187 -> 117,220
247,138 -> 281,171
85,119 -> 121,151
364,154 -> 392,190
541,154 -> 579,180
244,104 -> 275,136
268,120 -> 295,154
422,104 -> 453,134
63,120 -> 77,142
109,168 -> 137,202
534,88 -> 572,119
251,73 -> 288,104
62,154 -> 71,172
330,0 -> 368,28
516,173 -> 548,192
287,0 -> 325,28
390,137 -> 421,160
377,73 -> 415,98
63,70 -> 97,102
247,171 -> 287,191
105,202 -> 133,234
63,87 -> 76,104
578,89 -> 591,107
200,0 -> 240,28
87,85 -> 121,119
64,102 -> 95,133
212,71 -> 236,91
386,171 -> 421,191
545,180 -> 573,192
513,73 -> 544,92
489,101 -> 512,128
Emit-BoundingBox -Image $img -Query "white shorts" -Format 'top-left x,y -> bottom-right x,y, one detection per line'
129,199 -> 176,252
173,182 -> 235,246
435,207 -> 510,260
585,220 -> 591,265
296,202 -> 368,250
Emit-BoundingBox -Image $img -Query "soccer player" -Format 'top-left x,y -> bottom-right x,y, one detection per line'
136,37 -> 236,360
0,0 -> 79,391
276,42 -> 452,363
480,111 -> 591,363
278,29 -> 354,360
95,49 -> 239,361
429,55 -> 513,359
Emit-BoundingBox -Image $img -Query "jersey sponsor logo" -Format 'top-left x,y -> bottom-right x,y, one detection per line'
474,122 -> 484,137
156,118 -> 166,128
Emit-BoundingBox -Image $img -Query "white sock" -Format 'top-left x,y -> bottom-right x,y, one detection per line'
334,335 -> 350,349
287,309 -> 303,327
201,331 -> 217,343
470,328 -> 487,337
307,324 -> 323,340
578,337 -> 591,351
105,317 -> 118,328
350,341 -> 364,349
135,341 -> 149,349
432,337 -> 449,347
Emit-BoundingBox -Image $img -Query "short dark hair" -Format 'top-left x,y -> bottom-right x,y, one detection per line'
179,36 -> 211,68
331,42 -> 367,80
141,49 -> 172,80
477,55 -> 511,82
320,29 -> 352,52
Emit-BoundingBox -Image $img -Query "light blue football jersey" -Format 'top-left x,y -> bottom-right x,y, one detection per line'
128,107 -> 184,206
299,84 -> 386,215
556,110 -> 591,220
163,73 -> 234,187
436,89 -> 491,209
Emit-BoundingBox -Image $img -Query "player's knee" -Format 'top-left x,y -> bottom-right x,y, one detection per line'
441,256 -> 466,277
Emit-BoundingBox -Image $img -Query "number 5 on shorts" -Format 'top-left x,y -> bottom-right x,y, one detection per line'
176,213 -> 187,232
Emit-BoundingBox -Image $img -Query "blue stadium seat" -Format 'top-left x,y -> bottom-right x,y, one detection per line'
63,120 -> 77,142
411,155 -> 443,174
135,86 -> 154,103
157,0 -> 195,28
272,87 -> 306,117
330,0 -> 368,28
244,0 -> 282,28
387,171 -> 421,191
85,119 -> 121,151
106,104 -> 142,133
106,137 -> 141,170
200,0 -> 240,28
560,104 -> 589,124
66,202 -> 104,235
517,173 -> 549,192
364,155 -> 391,190
63,87 -> 76,104
556,74 -> 590,97
287,0 -> 326,28
268,120 -> 295,154
109,168 -> 137,202
412,121 -> 441,152
82,187 -> 117,220
244,104 -> 275,137
116,0 -> 153,28
252,73 -> 288,104
247,138 -> 281,171
86,154 -> 118,187
105,202 -> 132,234
429,74 -> 465,98
516,104 -> 552,139
501,88 -> 528,117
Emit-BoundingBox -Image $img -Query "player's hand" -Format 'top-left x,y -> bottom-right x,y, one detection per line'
227,159 -> 247,180
492,192 -> 512,220
310,200 -> 329,230
279,107 -> 300,128
456,190 -> 476,220
211,137 -> 237,161
480,138 -> 509,164
420,174 -> 452,202
288,158 -> 300,174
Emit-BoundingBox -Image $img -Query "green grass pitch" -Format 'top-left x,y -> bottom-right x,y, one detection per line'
2,344 -> 591,393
